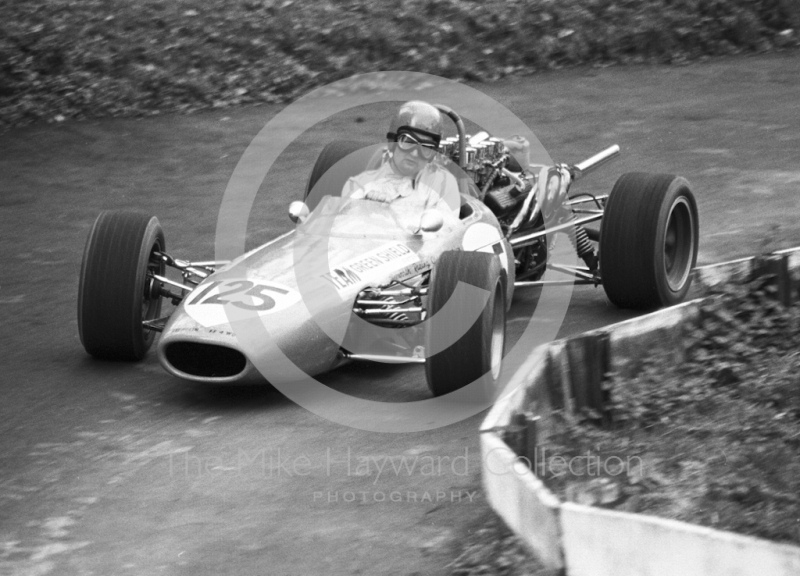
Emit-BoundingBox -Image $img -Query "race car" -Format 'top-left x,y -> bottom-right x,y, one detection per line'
77,105 -> 698,397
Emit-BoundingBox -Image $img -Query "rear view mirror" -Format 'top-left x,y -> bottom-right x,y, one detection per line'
288,201 -> 310,224
418,210 -> 444,233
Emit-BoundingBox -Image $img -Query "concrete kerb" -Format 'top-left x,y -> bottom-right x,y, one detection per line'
560,502 -> 800,576
479,246 -> 800,575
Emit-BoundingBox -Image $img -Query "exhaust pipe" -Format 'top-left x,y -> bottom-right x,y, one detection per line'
572,145 -> 621,180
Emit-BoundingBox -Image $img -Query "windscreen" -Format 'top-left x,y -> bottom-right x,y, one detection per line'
297,196 -> 424,240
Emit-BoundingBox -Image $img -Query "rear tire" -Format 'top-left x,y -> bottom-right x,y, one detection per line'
304,140 -> 376,209
600,172 -> 698,309
78,211 -> 165,360
425,251 -> 506,397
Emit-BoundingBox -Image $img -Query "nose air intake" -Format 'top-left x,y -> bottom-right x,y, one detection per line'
163,342 -> 247,378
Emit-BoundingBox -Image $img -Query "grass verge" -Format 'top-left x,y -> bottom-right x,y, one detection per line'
448,508 -> 551,576
541,277 -> 800,545
2,0 -> 800,130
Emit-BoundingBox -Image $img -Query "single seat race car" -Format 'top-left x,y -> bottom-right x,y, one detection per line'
78,105 -> 699,397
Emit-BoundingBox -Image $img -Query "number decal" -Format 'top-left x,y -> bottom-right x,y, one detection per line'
188,279 -> 292,312
235,283 -> 290,311
203,280 -> 252,305
187,280 -> 222,305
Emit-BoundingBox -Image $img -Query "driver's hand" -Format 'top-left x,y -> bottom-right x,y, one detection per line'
364,188 -> 397,203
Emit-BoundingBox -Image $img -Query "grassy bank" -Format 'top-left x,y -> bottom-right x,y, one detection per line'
2,0 -> 799,130
542,278 -> 800,546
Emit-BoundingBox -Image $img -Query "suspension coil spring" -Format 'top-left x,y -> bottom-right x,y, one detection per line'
569,221 -> 594,259
565,216 -> 599,271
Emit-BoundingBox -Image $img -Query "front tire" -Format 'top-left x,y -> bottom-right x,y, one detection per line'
78,211 -> 165,360
425,251 -> 506,398
600,172 -> 699,309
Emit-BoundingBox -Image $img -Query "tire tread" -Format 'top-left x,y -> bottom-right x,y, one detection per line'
425,251 -> 504,396
600,172 -> 698,309
78,211 -> 164,360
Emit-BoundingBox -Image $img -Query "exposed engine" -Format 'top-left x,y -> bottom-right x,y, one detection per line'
438,133 -> 549,281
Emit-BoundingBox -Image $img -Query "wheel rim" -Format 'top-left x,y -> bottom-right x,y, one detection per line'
142,241 -> 164,322
489,288 -> 505,380
663,196 -> 695,292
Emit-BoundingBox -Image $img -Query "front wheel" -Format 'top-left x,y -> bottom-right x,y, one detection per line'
78,211 -> 165,360
600,172 -> 699,309
425,251 -> 506,398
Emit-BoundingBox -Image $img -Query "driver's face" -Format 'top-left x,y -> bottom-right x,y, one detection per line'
391,145 -> 430,178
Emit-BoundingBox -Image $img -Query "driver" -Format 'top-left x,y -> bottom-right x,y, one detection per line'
341,101 -> 460,213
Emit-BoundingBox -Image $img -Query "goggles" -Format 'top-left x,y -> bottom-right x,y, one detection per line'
394,133 -> 439,160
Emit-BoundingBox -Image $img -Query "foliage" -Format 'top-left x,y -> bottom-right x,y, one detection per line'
1,0 -> 799,131
541,278 -> 800,545
448,510 -> 551,576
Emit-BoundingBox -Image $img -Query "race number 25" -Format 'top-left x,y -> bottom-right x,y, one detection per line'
187,280 -> 289,311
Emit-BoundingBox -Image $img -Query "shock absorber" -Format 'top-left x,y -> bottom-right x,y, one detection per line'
567,217 -> 598,271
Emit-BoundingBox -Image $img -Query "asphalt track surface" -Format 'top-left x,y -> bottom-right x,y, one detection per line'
1,53 -> 799,575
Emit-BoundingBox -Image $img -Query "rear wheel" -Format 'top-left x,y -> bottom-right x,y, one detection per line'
304,140 -> 375,209
78,211 -> 165,360
425,251 -> 506,398
600,172 -> 698,309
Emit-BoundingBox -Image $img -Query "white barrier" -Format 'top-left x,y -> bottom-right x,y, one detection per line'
480,247 -> 800,575
561,503 -> 800,576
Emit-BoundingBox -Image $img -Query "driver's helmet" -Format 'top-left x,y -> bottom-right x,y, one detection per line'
386,101 -> 443,152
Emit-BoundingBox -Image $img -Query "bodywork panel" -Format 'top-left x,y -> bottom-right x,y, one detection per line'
158,196 -> 504,384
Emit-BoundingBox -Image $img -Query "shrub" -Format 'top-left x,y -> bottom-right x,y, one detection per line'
1,0 -> 798,130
